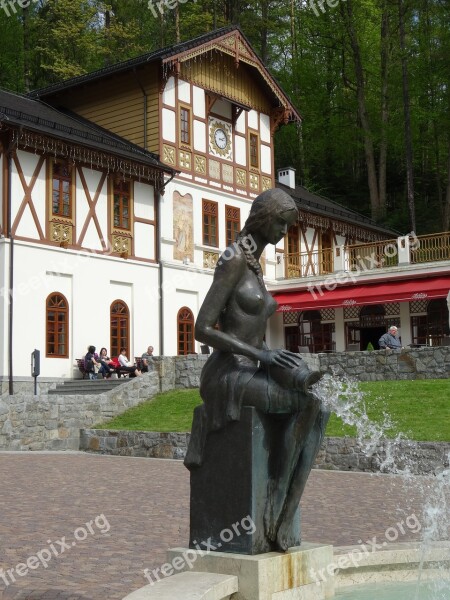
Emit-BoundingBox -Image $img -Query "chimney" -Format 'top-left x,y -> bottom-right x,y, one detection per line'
277,167 -> 296,189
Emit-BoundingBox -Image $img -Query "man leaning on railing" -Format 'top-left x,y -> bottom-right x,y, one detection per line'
379,325 -> 402,350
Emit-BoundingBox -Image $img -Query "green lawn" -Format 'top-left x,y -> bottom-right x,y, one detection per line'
326,379 -> 450,441
95,379 -> 450,442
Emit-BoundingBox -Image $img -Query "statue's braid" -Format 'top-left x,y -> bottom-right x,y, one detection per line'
237,231 -> 264,287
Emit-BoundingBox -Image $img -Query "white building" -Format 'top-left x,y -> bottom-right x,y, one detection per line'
1,26 -> 449,387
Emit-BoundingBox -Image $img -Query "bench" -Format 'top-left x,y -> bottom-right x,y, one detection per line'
76,358 -> 88,379
113,357 -> 144,378
77,358 -> 129,379
76,357 -> 144,379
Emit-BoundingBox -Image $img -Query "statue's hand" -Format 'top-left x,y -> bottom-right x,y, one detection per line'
258,349 -> 300,369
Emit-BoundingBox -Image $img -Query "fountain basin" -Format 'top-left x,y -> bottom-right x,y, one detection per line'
334,541 -> 450,589
335,580 -> 448,599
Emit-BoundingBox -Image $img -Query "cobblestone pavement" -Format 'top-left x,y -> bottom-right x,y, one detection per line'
0,453 -> 430,600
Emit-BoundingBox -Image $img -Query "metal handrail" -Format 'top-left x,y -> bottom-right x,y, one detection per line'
281,231 -> 450,279
285,249 -> 333,278
410,232 -> 450,264
344,239 -> 398,271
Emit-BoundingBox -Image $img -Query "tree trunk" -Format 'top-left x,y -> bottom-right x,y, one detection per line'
22,5 -> 31,92
444,142 -> 450,231
175,2 -> 180,43
378,2 -> 390,218
342,0 -> 380,219
290,0 -> 297,64
398,0 -> 416,232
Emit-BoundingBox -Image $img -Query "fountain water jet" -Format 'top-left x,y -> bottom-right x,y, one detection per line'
313,373 -> 450,599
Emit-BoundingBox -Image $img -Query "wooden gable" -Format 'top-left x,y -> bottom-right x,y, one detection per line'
36,29 -> 300,157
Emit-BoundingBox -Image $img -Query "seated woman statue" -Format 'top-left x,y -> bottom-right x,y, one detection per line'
185,188 -> 329,552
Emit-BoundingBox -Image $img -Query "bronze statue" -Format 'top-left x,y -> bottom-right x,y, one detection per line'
185,189 -> 329,552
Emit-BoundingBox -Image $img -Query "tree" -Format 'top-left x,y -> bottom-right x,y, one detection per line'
398,0 -> 416,232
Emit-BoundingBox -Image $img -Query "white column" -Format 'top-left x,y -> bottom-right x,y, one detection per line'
447,290 -> 450,327
275,253 -> 285,279
334,307 -> 346,352
399,301 -> 412,347
267,310 -> 285,349
334,245 -> 346,272
397,236 -> 411,266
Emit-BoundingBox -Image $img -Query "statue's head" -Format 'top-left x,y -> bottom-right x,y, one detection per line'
241,189 -> 298,245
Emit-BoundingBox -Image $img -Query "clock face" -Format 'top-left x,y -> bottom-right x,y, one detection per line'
214,128 -> 228,150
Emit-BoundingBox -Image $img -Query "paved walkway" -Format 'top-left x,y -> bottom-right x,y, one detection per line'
0,453 -> 430,600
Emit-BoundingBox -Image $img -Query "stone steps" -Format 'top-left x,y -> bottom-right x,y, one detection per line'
48,379 -> 130,395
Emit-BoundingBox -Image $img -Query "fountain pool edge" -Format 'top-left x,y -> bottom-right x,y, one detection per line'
333,540 -> 450,589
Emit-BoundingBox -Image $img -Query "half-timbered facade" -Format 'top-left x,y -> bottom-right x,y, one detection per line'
28,27 -> 303,368
1,26 -> 449,383
0,89 -> 173,380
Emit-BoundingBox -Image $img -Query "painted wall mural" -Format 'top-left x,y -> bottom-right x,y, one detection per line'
173,191 -> 194,262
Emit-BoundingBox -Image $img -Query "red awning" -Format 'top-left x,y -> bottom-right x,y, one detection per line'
274,276 -> 450,311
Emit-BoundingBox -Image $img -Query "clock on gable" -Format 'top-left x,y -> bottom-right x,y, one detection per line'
209,119 -> 232,160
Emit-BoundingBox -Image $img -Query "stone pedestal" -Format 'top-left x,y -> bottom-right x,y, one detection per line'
189,406 -> 300,555
168,543 -> 335,600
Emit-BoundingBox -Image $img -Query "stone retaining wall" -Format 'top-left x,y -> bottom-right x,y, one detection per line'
314,437 -> 450,474
80,429 -> 190,460
314,347 -> 450,381
1,349 -> 448,452
1,378 -> 62,396
80,429 -> 450,475
0,372 -> 160,451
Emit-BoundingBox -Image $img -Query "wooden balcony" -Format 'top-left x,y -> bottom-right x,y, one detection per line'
279,232 -> 450,280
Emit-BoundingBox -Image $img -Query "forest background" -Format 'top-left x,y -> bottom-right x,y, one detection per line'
0,0 -> 448,234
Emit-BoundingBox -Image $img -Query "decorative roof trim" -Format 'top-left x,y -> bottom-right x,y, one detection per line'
163,30 -> 301,121
297,209 -> 389,242
11,128 -> 166,189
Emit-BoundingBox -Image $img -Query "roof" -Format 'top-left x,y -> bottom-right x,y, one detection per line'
276,181 -> 399,237
0,89 -> 174,173
29,26 -> 300,120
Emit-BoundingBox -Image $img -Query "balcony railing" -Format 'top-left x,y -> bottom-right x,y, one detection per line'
285,249 -> 333,278
344,239 -> 399,271
279,231 -> 450,279
410,232 -> 450,264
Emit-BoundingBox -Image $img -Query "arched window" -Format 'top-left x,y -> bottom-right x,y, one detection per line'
46,293 -> 69,357
178,307 -> 195,355
110,300 -> 129,358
